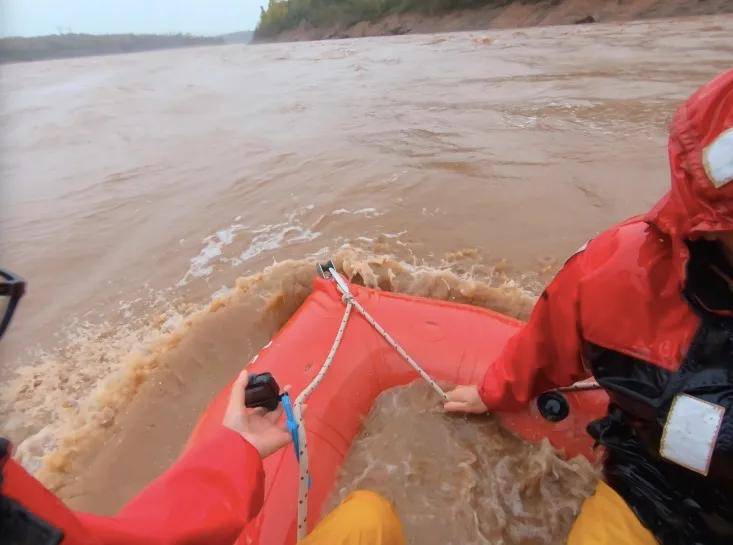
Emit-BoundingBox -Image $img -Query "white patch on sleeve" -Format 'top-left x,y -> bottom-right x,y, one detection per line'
659,394 -> 725,475
703,128 -> 733,189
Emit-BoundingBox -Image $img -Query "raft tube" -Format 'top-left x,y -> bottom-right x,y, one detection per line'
187,278 -> 609,545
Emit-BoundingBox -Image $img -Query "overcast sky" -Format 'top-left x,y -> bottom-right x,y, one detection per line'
0,0 -> 269,37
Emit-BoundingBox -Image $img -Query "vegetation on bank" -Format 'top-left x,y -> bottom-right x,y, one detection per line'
255,0 -> 509,38
0,33 -> 228,64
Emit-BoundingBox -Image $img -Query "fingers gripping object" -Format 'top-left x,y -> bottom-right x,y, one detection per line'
244,372 -> 301,460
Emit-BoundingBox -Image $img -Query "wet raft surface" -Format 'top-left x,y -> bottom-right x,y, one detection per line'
329,383 -> 599,545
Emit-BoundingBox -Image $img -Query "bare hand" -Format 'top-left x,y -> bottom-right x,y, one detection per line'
223,370 -> 292,458
443,384 -> 489,414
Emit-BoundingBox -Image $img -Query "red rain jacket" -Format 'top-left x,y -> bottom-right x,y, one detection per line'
478,69 -> 733,544
1,428 -> 263,545
479,68 -> 733,410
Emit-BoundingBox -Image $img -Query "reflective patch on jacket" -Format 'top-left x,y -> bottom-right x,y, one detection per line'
704,128 -> 733,189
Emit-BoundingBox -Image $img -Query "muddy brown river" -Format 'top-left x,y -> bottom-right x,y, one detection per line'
1,15 -> 732,544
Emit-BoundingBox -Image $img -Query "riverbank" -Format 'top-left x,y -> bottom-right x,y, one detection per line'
254,0 -> 733,42
0,31 -> 253,64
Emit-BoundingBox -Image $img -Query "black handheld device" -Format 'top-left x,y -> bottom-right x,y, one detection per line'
244,372 -> 281,411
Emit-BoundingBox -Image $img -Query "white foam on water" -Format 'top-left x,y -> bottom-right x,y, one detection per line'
210,286 -> 232,301
179,209 -> 323,281
177,222 -> 247,286
226,211 -> 322,266
234,223 -> 320,264
160,311 -> 184,333
331,207 -> 382,218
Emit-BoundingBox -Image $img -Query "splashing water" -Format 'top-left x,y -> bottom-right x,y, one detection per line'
329,382 -> 599,545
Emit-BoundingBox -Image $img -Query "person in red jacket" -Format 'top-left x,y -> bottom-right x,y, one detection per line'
445,68 -> 733,545
1,272 -> 405,544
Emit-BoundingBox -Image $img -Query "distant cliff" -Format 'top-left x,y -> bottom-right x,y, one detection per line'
0,33 -> 238,64
254,0 -> 733,42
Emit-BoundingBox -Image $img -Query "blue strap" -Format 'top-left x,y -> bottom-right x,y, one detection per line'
280,393 -> 300,459
280,393 -> 311,488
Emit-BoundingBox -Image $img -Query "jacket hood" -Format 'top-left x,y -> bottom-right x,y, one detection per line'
645,69 -> 733,282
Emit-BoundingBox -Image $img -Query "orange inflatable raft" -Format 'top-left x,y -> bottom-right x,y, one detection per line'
187,276 -> 609,545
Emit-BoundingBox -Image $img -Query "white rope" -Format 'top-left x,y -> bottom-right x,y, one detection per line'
294,301 -> 353,406
293,272 -> 447,540
346,293 -> 447,401
294,300 -> 352,540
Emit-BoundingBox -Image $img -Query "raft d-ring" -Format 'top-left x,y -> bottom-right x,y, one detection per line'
317,260 -> 352,297
317,260 -> 336,279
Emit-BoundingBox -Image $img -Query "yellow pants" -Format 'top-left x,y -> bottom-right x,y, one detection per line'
567,481 -> 657,545
301,490 -> 406,545
304,484 -> 654,545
